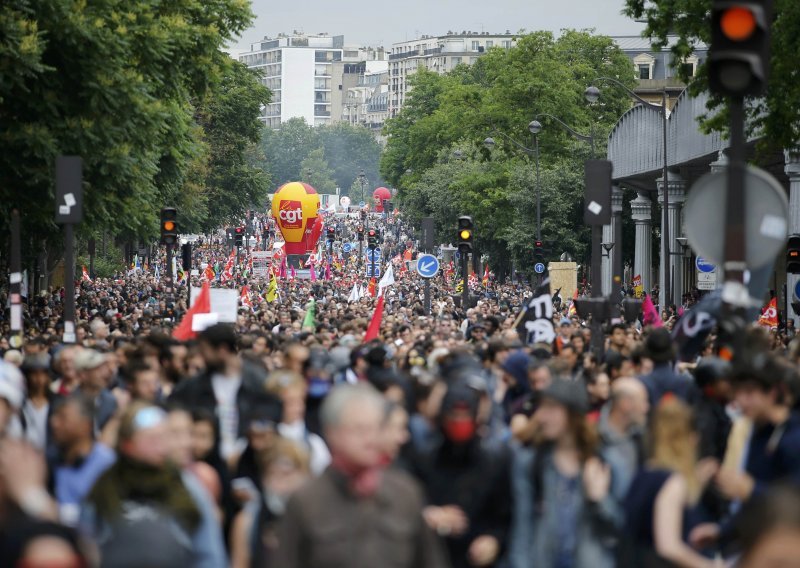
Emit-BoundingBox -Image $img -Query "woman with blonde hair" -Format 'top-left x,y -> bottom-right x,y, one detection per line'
624,397 -> 720,567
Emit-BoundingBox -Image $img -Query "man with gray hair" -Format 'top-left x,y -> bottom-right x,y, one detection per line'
275,384 -> 447,568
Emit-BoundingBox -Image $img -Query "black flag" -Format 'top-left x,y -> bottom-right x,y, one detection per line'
517,278 -> 555,345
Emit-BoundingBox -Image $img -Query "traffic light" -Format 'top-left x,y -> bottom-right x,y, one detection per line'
787,234 -> 800,274
326,227 -> 336,242
457,216 -> 473,252
181,243 -> 192,271
367,229 -> 378,250
160,207 -> 177,245
709,1 -> 772,97
357,225 -> 364,238
234,227 -> 244,248
534,240 -> 545,263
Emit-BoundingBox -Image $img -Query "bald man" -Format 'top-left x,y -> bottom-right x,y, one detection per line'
598,377 -> 650,498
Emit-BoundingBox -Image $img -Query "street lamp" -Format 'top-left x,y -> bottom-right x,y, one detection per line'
601,241 -> 615,257
586,78 -> 672,309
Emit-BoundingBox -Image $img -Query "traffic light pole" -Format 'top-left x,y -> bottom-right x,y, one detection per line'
461,251 -> 469,310
10,210 -> 23,348
165,243 -> 174,304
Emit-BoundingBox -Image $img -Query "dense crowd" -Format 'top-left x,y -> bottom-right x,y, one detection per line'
1,212 -> 800,568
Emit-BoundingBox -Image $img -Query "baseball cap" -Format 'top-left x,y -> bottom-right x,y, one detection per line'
541,378 -> 589,413
73,349 -> 108,371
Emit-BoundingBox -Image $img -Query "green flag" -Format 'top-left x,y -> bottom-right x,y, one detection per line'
302,298 -> 316,330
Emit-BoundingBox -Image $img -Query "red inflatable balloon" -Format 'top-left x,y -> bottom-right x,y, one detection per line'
271,182 -> 320,254
373,187 -> 391,213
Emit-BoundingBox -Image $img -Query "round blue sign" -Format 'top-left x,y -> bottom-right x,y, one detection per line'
695,257 -> 716,273
534,262 -> 546,274
416,254 -> 440,279
342,243 -> 353,253
794,280 -> 800,300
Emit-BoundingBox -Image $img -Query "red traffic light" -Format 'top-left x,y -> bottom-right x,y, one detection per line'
368,229 -> 376,238
720,6 -> 757,41
534,240 -> 543,248
235,227 -> 244,235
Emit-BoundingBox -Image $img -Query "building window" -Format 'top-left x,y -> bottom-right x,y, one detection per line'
471,41 -> 480,51
638,64 -> 651,80
633,53 -> 655,81
486,40 -> 493,49
502,40 -> 512,48
452,56 -> 462,66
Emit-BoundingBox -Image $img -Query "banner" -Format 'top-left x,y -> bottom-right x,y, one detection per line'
516,278 -> 555,345
633,274 -> 643,298
251,251 -> 272,276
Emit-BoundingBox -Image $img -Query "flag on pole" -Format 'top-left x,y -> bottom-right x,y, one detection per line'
363,296 -> 385,342
378,262 -> 395,296
203,265 -> 216,281
642,294 -> 663,328
81,266 -> 92,283
367,277 -> 377,297
348,282 -> 360,303
290,264 -> 296,281
758,297 -> 778,329
309,260 -> 317,282
173,281 -> 212,341
266,273 -> 279,303
240,286 -> 254,311
567,288 -> 578,317
482,265 -> 490,287
302,298 -> 316,330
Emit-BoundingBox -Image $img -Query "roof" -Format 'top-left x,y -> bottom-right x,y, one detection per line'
610,35 -> 708,51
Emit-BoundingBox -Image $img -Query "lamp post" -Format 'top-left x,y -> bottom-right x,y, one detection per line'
586,79 -> 671,309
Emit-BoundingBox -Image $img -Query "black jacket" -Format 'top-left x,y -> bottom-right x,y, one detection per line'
168,361 -> 281,439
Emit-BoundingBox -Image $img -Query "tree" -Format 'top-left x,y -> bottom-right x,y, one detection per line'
196,60 -> 272,230
0,0 -> 258,277
317,122 -> 384,192
299,148 -> 337,194
259,118 -> 320,187
623,0 -> 800,150
381,30 -> 636,273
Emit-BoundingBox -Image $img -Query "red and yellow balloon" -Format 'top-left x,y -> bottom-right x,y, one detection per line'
271,182 -> 321,255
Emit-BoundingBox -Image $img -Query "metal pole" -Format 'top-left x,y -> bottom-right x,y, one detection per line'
165,243 -> 174,303
461,252 -> 469,309
724,97 -> 746,285
534,135 -> 541,241
591,226 -> 602,298
10,210 -> 23,347
424,279 -> 431,315
662,91 -> 670,309
63,223 -> 76,344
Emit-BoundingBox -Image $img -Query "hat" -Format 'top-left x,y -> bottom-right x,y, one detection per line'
73,349 -> 108,371
500,350 -> 531,389
0,360 -> 25,410
559,318 -> 572,327
541,378 -> 589,413
643,328 -> 676,364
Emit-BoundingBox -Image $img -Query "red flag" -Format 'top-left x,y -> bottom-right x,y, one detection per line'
482,265 -> 489,286
81,266 -> 92,283
173,281 -> 211,341
759,297 -> 778,329
240,285 -> 254,310
363,296 -> 385,342
367,277 -> 376,297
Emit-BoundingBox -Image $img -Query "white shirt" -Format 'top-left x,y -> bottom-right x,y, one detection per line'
211,373 -> 242,460
22,400 -> 50,450
278,420 -> 331,476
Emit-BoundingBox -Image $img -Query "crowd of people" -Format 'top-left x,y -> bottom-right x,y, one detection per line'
2,210 -> 800,568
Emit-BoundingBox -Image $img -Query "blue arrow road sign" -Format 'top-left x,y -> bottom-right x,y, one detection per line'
416,254 -> 440,279
534,262 -> 546,274
367,247 -> 382,262
696,257 -> 716,273
342,242 -> 352,254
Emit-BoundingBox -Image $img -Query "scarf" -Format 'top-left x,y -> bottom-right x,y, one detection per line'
331,453 -> 383,498
87,455 -> 201,532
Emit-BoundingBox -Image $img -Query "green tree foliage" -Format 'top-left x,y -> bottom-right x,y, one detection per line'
623,0 -> 800,149
300,148 -> 337,194
195,60 -> 272,231
258,118 -> 384,193
381,30 -> 635,271
0,0 -> 262,268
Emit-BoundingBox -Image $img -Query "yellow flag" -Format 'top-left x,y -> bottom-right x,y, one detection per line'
455,279 -> 464,294
266,274 -> 278,303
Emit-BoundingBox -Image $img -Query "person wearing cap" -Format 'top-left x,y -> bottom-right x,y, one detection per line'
82,402 -> 227,567
638,328 -> 696,407
73,348 -> 118,436
411,378 -> 511,568
508,378 -> 620,568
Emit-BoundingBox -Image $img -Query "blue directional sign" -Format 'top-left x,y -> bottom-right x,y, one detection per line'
359,201 -> 365,208
794,280 -> 800,300
366,247 -> 382,262
366,265 -> 381,278
416,254 -> 440,279
342,242 -> 353,254
695,257 -> 716,273
534,262 -> 546,274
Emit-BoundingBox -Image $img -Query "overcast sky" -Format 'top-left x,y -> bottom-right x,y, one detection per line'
233,0 -> 646,53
